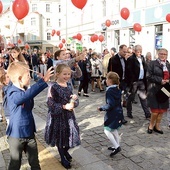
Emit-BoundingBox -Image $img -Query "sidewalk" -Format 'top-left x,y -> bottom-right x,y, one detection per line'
0,86 -> 170,170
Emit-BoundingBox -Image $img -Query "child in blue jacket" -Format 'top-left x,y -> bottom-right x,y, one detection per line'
6,61 -> 53,170
98,72 -> 123,157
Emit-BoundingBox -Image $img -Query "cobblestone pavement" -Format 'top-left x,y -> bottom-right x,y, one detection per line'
0,83 -> 170,170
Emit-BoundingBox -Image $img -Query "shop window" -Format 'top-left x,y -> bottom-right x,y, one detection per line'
129,28 -> 135,46
155,24 -> 163,50
115,30 -> 120,47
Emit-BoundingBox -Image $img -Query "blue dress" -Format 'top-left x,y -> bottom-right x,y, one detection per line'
44,82 -> 81,148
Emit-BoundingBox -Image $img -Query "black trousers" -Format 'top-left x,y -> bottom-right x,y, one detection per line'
8,136 -> 41,170
126,80 -> 150,118
78,79 -> 89,94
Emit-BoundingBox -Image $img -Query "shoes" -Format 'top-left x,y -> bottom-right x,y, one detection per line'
146,114 -> 151,119
64,152 -> 72,162
83,94 -> 89,97
61,159 -> 71,169
147,126 -> 153,134
153,126 -> 163,134
91,89 -> 95,92
100,89 -> 104,92
110,147 -> 121,157
122,119 -> 127,124
127,114 -> 133,119
78,92 -> 81,96
132,100 -> 137,104
108,147 -> 115,151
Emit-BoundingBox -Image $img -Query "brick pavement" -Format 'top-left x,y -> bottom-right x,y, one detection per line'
0,84 -> 170,170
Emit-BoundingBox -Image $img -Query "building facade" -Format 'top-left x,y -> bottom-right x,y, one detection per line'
0,0 -> 170,58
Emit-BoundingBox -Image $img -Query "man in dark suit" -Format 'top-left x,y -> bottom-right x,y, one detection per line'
126,45 -> 151,119
107,44 -> 128,124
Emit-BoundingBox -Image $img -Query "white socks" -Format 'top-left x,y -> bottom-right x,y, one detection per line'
104,129 -> 120,149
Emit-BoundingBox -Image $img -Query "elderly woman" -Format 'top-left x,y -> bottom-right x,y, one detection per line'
147,48 -> 170,134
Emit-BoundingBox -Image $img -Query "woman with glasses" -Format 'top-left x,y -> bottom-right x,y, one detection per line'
147,48 -> 170,134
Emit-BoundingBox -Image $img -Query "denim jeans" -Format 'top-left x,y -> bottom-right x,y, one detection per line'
8,136 -> 41,170
33,66 -> 39,81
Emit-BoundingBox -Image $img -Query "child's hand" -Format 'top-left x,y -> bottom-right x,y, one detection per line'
43,67 -> 54,82
65,103 -> 74,111
71,94 -> 78,100
97,107 -> 102,111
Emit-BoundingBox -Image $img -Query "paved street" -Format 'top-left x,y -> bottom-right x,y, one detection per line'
0,83 -> 170,170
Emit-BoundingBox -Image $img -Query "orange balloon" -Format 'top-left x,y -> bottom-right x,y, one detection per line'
56,30 -> 60,36
93,34 -> 98,41
77,33 -> 82,41
18,39 -> 22,44
12,0 -> 29,20
59,43 -> 63,49
62,39 -> 66,44
98,35 -> 104,42
0,1 -> 3,14
105,20 -> 111,27
71,0 -> 87,10
90,36 -> 95,42
25,43 -> 30,49
120,7 -> 130,20
133,23 -> 142,32
166,14 -> 170,23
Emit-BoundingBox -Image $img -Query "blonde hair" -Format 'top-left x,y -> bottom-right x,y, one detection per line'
7,62 -> 29,83
107,72 -> 120,85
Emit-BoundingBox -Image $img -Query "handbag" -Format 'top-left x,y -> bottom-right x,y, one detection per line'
156,83 -> 170,103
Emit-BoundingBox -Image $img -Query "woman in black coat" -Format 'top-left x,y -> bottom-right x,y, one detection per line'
147,48 -> 170,134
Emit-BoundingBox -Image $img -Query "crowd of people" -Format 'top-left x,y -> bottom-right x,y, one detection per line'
0,44 -> 170,169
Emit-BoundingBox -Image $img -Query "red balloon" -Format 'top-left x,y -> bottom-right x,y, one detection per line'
166,14 -> 170,23
71,0 -> 87,10
105,20 -> 111,27
18,39 -> 22,44
51,29 -> 56,36
59,43 -> 63,49
77,33 -> 82,41
62,39 -> 66,44
25,43 -> 30,49
120,7 -> 130,20
12,0 -> 29,20
93,34 -> 98,41
133,23 -> 142,32
98,35 -> 104,42
72,35 -> 77,39
90,36 -> 95,42
56,30 -> 60,36
0,1 -> 3,14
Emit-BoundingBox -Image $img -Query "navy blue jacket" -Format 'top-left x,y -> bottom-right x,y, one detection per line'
6,79 -> 48,138
99,85 -> 123,130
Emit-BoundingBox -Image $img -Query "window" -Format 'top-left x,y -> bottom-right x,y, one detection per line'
115,30 -> 120,47
47,33 -> 51,40
31,35 -> 36,41
59,5 -> 61,13
32,4 -> 37,12
129,28 -> 135,46
46,18 -> 51,27
46,4 -> 50,12
155,24 -> 163,50
31,17 -> 36,26
59,19 -> 61,27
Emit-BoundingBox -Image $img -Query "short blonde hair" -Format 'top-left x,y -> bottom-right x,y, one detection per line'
7,62 -> 29,83
107,72 -> 120,85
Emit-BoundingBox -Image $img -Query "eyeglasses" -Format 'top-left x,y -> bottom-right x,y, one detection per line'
159,53 -> 167,56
